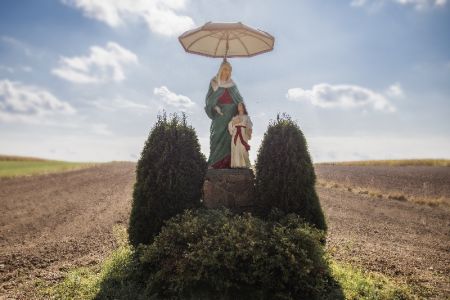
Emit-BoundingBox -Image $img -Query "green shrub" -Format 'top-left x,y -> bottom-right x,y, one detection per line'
128,111 -> 207,247
255,113 -> 327,232
137,208 -> 335,299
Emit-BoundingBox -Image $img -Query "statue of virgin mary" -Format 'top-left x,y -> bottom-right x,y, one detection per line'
204,60 -> 244,168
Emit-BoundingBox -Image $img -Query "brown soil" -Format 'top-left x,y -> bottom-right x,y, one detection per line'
0,162 -> 135,299
315,165 -> 450,207
0,162 -> 449,299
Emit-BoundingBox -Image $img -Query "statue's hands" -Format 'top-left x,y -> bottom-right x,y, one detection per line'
214,105 -> 224,116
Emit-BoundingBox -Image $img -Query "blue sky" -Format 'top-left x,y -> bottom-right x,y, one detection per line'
0,0 -> 449,163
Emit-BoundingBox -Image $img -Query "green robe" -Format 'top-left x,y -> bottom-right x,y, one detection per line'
204,83 -> 244,167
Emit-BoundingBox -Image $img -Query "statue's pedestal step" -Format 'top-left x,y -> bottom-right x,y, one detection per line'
202,168 -> 256,213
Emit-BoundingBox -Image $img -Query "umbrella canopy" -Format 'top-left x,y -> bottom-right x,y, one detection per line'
178,21 -> 274,59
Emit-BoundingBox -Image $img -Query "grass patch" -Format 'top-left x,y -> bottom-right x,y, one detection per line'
35,224 -> 417,300
328,257 -> 415,300
315,159 -> 450,167
35,225 -> 144,299
37,266 -> 100,299
0,154 -> 102,178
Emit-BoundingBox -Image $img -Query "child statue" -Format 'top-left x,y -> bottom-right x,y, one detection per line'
228,102 -> 253,168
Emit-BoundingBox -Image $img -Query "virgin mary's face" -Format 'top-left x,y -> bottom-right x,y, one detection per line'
220,65 -> 231,81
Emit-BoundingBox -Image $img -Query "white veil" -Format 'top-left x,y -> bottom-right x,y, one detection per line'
211,59 -> 235,92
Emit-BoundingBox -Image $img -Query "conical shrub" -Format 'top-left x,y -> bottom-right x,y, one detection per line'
255,113 -> 327,232
128,111 -> 207,247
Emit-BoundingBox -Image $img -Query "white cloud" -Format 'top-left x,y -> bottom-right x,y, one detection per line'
395,0 -> 447,9
286,83 -> 397,113
351,0 -> 447,10
1,35 -> 33,57
154,86 -> 195,110
0,80 -> 118,135
351,0 -> 368,6
0,79 -> 76,124
0,65 -> 33,74
309,135 -> 450,163
0,65 -> 15,73
61,0 -> 195,36
91,123 -> 113,136
0,133 -> 145,162
385,83 -> 404,98
87,96 -> 152,113
52,42 -> 138,84
21,66 -> 33,72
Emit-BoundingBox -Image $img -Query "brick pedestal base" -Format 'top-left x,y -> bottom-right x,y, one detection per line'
202,168 -> 256,213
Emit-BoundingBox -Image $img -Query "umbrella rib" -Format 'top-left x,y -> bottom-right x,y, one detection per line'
235,33 -> 250,55
230,30 -> 273,51
186,31 -> 218,50
241,31 -> 273,48
214,30 -> 226,56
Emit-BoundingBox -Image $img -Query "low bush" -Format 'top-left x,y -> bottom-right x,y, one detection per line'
137,208 -> 335,299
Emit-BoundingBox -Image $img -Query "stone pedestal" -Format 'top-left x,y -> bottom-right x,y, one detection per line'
202,168 -> 256,213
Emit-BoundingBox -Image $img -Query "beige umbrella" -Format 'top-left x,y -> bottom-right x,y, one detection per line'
178,21 -> 275,60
